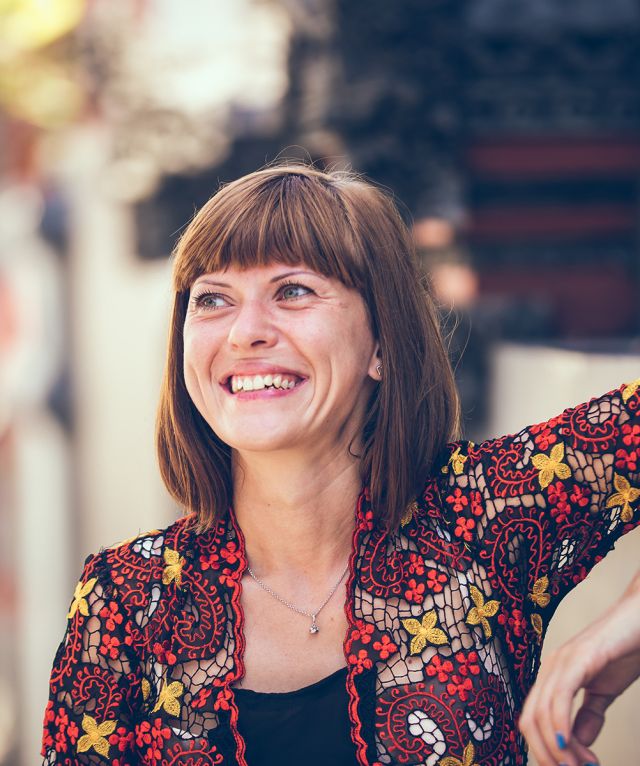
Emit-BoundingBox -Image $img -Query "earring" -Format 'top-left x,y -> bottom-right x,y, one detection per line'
376,363 -> 382,377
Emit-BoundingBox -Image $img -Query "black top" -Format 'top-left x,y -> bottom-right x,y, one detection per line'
234,666 -> 357,765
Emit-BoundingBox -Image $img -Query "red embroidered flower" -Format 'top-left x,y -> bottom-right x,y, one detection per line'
454,517 -> 475,541
199,552 -> 220,571
153,641 -> 177,666
548,481 -> 571,524
350,621 -> 375,645
54,709 -> 68,728
469,490 -> 484,517
191,687 -> 212,710
426,569 -> 448,593
622,422 -> 640,447
67,720 -> 79,745
615,448 -> 638,472
99,601 -> 124,632
109,726 -> 134,752
455,650 -> 480,677
44,701 -> 55,723
532,426 -> 558,451
54,730 -> 68,753
99,633 -> 121,660
426,655 -> 454,682
446,487 -> 468,513
220,542 -> 240,564
214,686 -> 233,712
446,673 -> 473,700
219,568 -> 236,587
405,578 -> 426,604
569,485 -> 590,508
135,718 -> 171,760
348,649 -> 373,674
372,635 -> 398,659
408,552 -> 425,576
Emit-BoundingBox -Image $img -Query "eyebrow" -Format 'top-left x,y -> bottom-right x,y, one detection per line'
192,269 -> 321,289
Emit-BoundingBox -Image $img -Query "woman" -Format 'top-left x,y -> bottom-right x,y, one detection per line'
42,165 -> 640,766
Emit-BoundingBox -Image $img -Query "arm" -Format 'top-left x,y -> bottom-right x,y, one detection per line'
42,552 -> 141,764
519,570 -> 640,766
441,382 -> 640,621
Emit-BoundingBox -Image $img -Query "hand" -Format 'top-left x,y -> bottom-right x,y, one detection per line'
519,573 -> 640,766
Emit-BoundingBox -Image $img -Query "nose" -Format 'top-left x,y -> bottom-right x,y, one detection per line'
227,300 -> 278,350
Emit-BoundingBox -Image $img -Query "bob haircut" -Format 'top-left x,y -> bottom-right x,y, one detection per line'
156,164 -> 460,531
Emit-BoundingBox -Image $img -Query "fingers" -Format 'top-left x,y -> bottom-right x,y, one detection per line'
520,647 -> 596,766
572,692 -> 609,747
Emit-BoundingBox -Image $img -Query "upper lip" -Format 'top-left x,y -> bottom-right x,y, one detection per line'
219,365 -> 306,385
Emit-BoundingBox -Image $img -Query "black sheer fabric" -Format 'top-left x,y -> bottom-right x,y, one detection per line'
234,667 -> 356,765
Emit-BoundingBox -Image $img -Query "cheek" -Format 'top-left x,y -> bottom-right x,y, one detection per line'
182,326 -> 221,403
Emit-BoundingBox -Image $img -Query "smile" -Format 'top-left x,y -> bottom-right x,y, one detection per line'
227,373 -> 303,394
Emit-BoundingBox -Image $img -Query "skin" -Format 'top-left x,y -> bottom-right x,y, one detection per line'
182,263 -> 381,691
520,571 -> 640,766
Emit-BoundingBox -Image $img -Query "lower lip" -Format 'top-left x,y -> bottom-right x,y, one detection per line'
221,380 -> 306,400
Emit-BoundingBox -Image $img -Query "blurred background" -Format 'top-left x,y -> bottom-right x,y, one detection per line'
1,1 -> 639,763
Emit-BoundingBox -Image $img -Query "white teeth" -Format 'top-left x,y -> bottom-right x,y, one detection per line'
229,373 -> 298,392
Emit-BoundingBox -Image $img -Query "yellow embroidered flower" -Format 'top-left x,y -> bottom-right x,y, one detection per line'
402,610 -> 449,655
67,578 -> 98,619
400,501 -> 419,527
531,442 -> 571,489
622,378 -> 640,403
439,742 -> 478,766
528,575 -> 550,608
152,678 -> 184,716
531,613 -> 543,640
77,714 -> 116,756
606,473 -> 640,523
465,585 -> 500,639
141,677 -> 151,702
442,446 -> 468,476
162,548 -> 184,586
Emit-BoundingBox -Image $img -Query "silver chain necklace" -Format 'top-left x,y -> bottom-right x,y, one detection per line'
246,562 -> 350,634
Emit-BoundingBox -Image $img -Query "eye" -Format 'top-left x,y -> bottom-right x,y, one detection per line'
278,282 -> 313,301
190,291 -> 228,311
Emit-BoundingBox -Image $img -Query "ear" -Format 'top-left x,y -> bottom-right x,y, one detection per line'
368,343 -> 382,381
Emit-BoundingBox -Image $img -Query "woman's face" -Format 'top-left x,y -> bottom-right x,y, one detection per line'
183,263 -> 380,456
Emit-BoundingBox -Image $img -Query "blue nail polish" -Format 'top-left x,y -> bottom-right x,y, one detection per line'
556,732 -> 567,749
584,763 -> 598,766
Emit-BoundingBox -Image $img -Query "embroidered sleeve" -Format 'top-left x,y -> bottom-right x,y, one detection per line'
440,381 -> 640,633
41,551 -> 142,764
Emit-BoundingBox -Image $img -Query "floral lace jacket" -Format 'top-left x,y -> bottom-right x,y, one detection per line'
42,383 -> 640,765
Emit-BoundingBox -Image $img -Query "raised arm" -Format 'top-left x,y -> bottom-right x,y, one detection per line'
439,381 -> 640,665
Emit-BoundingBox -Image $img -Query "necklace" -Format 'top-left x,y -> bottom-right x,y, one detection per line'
246,561 -> 350,634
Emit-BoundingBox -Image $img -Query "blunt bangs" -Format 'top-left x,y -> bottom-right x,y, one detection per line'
172,169 -> 368,295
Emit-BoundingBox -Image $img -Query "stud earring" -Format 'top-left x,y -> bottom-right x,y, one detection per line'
376,363 -> 382,377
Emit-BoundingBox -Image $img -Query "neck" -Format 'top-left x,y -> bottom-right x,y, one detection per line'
232,446 -> 362,583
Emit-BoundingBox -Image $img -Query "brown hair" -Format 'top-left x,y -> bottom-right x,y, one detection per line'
156,164 -> 460,531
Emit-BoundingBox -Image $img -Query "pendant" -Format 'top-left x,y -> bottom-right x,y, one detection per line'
309,615 -> 319,634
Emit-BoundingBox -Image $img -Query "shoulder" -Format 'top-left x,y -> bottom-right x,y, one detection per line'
78,515 -> 200,624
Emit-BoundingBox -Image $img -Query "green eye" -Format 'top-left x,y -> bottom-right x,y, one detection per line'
280,283 -> 311,300
192,292 -> 227,310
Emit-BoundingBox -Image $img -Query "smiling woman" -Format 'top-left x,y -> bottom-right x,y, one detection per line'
42,165 -> 640,766
157,166 -> 459,533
